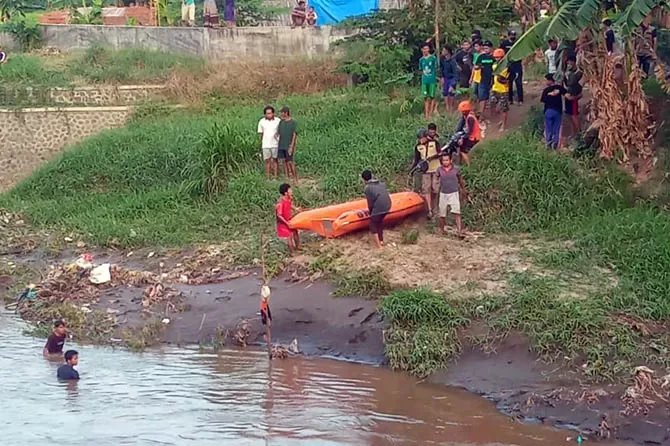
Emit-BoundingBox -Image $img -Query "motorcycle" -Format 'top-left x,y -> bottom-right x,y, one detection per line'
410,131 -> 466,176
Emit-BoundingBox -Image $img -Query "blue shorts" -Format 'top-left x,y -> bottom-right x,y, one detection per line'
477,82 -> 491,101
442,77 -> 457,97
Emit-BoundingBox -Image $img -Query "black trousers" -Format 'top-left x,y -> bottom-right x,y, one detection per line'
369,213 -> 387,242
508,65 -> 524,103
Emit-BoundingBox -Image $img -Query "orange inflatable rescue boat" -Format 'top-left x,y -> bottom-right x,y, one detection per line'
289,191 -> 425,238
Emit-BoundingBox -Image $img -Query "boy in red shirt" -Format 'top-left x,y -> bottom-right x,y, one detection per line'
276,183 -> 301,254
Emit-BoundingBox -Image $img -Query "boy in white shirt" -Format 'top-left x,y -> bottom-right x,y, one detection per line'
258,105 -> 281,179
545,39 -> 558,75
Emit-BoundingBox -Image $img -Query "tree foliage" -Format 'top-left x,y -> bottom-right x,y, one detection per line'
337,0 -> 515,87
498,0 -> 668,69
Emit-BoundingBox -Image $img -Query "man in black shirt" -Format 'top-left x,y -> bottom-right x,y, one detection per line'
476,41 -> 495,115
603,19 -> 615,55
500,30 -> 524,105
540,73 -> 566,150
454,39 -> 473,89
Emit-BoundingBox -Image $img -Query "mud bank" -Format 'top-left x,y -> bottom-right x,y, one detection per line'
433,337 -> 670,446
3,250 -> 668,446
100,271 -> 385,362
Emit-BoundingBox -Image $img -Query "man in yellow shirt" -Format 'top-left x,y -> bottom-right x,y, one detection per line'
490,48 -> 510,132
413,127 -> 441,219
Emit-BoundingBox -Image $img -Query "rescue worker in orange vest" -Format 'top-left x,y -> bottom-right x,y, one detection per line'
455,100 -> 482,166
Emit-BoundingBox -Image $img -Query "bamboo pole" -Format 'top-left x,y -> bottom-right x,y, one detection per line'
260,230 -> 272,360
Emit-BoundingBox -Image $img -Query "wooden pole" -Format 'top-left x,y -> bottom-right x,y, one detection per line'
434,0 -> 440,51
260,230 -> 272,359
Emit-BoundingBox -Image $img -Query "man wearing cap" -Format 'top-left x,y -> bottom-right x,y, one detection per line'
454,101 -> 482,166
278,106 -> 299,182
500,30 -> 524,105
413,127 -> 440,218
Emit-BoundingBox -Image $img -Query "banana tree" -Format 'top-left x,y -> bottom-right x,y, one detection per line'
497,0 -> 668,165
498,0 -> 668,68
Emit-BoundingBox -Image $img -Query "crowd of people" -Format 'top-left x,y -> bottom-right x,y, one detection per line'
419,29 -> 524,131
291,0 -> 318,27
177,0 -> 317,28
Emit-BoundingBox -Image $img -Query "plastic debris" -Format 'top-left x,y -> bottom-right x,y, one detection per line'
75,254 -> 94,269
161,318 -> 170,324
89,263 -> 111,284
261,285 -> 271,299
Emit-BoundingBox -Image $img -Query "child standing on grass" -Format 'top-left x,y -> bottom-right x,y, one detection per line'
436,153 -> 467,238
419,43 -> 438,120
440,45 -> 458,113
258,105 -> 281,180
278,106 -> 299,182
276,183 -> 301,255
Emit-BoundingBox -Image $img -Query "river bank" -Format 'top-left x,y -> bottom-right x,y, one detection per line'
2,236 -> 668,446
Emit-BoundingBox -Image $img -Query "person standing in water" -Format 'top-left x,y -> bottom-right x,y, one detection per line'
57,350 -> 80,381
43,320 -> 67,357
362,170 -> 391,249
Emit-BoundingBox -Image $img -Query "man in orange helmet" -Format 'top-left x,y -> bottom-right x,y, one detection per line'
454,100 -> 481,166
490,48 -> 510,132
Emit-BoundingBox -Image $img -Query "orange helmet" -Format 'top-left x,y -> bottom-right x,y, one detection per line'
458,100 -> 472,112
493,48 -> 505,58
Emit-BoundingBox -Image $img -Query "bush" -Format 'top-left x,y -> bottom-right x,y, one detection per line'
181,123 -> 257,199
464,131 -> 631,232
0,18 -> 42,51
68,44 -> 207,84
4,92 -> 421,246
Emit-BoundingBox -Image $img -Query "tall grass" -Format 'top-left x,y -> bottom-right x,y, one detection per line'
3,91 -> 433,246
0,46 -> 207,88
69,45 -> 206,84
0,53 -> 69,87
379,124 -> 670,379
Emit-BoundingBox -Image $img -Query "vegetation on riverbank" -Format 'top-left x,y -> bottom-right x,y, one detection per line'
3,73 -> 670,382
0,45 -> 207,88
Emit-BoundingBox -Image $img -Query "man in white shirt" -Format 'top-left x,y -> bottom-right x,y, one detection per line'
545,39 -> 558,75
258,105 -> 281,179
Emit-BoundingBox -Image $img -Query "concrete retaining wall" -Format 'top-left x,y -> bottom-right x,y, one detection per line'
0,25 -> 352,60
0,107 -> 131,190
0,85 -> 165,107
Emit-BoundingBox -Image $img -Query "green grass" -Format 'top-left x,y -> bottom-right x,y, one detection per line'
4,86 -> 670,381
0,45 -> 206,89
378,125 -> 670,380
0,53 -> 70,87
2,91 -> 439,249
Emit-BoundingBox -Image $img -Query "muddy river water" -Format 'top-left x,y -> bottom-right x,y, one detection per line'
2,312 -> 585,446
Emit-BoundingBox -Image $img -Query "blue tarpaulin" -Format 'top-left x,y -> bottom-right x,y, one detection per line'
310,0 -> 379,25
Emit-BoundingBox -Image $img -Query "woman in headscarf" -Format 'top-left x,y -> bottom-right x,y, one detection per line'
203,0 -> 220,27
